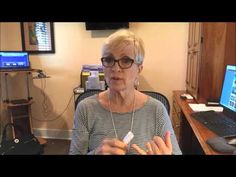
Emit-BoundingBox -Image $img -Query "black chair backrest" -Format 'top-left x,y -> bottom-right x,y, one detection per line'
141,91 -> 170,115
74,90 -> 102,110
75,90 -> 170,115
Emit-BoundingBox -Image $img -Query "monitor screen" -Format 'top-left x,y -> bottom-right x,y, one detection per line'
0,51 -> 30,69
220,65 -> 236,112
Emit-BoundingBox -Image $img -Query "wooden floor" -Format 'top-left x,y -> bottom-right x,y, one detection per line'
42,139 -> 71,155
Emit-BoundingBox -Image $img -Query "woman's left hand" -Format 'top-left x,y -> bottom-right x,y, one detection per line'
131,131 -> 172,155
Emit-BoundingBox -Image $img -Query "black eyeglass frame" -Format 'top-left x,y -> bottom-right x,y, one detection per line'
101,56 -> 135,69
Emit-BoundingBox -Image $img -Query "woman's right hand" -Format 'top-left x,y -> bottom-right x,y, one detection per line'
95,138 -> 128,155
131,131 -> 172,155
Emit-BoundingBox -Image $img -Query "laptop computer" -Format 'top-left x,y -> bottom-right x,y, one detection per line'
191,65 -> 236,136
0,51 -> 31,71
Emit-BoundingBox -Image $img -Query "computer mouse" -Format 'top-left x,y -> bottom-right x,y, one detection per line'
228,138 -> 236,145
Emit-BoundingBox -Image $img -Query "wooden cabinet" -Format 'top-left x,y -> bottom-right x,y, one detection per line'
199,23 -> 236,101
171,95 -> 182,143
186,22 -> 202,99
186,22 -> 236,101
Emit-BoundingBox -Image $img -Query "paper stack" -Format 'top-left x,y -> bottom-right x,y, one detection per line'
189,103 -> 223,112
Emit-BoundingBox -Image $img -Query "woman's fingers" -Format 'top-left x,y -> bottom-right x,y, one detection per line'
164,131 -> 172,152
145,142 -> 153,155
104,139 -> 128,149
150,140 -> 161,154
153,132 -> 172,154
131,144 -> 147,155
109,147 -> 127,155
96,138 -> 128,155
97,132 -> 173,155
153,137 -> 166,153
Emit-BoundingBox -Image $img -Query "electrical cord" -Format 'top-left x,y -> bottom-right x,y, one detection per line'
40,76 -> 51,118
31,93 -> 74,122
31,71 -> 74,122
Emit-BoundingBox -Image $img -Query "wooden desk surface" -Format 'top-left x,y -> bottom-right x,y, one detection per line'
173,90 -> 226,155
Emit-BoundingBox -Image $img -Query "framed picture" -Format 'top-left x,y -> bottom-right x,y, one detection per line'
21,22 -> 55,54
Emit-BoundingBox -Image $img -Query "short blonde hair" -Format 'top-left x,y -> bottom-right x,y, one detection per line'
102,29 -> 145,64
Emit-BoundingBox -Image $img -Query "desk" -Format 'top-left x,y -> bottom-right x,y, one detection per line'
172,90 -> 226,155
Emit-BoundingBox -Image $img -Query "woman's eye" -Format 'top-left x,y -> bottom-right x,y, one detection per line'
122,57 -> 132,64
105,57 -> 114,63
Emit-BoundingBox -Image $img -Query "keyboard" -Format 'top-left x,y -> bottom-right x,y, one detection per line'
191,111 -> 236,136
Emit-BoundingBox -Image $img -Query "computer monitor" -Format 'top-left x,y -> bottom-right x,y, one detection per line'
0,51 -> 30,70
220,65 -> 236,114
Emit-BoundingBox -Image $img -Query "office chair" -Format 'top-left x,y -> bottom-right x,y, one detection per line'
141,91 -> 170,115
74,90 -> 102,110
74,90 -> 170,115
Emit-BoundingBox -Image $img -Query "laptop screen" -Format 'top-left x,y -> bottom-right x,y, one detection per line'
0,51 -> 30,70
220,65 -> 236,113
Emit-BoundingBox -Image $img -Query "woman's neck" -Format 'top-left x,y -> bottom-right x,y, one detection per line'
108,89 -> 136,112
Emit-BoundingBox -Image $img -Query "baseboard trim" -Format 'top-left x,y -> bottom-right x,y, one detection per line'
33,128 -> 72,140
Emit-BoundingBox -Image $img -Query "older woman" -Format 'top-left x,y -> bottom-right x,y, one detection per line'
69,29 -> 182,155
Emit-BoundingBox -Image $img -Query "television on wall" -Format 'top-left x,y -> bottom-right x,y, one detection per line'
85,22 -> 129,30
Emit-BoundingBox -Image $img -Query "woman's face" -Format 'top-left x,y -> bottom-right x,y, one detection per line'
102,44 -> 143,92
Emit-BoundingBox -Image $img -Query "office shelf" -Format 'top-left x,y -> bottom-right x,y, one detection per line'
1,69 -> 39,138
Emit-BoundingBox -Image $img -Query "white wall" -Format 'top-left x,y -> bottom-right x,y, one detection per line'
0,22 -> 188,138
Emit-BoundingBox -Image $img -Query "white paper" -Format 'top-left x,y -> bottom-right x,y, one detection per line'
189,103 -> 223,112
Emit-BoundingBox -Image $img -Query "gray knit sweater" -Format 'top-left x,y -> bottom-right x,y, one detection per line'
69,95 -> 182,155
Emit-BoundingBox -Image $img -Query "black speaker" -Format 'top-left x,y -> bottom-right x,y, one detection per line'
85,22 -> 129,30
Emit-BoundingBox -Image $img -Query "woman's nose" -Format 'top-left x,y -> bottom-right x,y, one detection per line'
111,61 -> 121,71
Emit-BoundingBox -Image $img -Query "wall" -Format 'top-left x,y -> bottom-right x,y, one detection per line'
0,22 -> 188,139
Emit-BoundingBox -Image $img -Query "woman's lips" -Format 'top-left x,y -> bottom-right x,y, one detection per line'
111,77 -> 121,80
110,77 -> 122,81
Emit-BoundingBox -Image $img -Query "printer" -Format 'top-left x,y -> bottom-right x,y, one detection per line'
80,64 -> 106,90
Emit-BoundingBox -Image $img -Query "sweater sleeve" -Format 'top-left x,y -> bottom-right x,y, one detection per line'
156,102 -> 182,155
69,102 -> 90,155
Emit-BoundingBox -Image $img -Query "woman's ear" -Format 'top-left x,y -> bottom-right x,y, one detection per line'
138,65 -> 143,73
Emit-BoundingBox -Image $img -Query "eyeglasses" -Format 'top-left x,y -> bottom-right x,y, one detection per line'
101,56 -> 134,69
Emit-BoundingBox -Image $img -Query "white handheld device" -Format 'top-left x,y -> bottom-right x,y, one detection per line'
123,131 -> 134,144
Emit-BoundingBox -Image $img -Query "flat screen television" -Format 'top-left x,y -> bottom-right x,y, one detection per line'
85,22 -> 129,30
